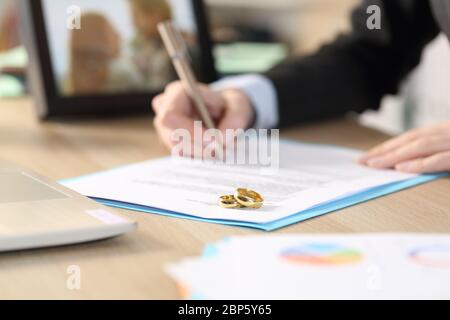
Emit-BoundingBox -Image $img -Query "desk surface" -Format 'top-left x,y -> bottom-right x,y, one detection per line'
0,98 -> 449,299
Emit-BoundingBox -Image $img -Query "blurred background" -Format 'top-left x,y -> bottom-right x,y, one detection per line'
1,0 -> 450,132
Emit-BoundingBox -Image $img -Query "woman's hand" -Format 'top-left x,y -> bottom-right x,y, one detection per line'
359,120 -> 450,173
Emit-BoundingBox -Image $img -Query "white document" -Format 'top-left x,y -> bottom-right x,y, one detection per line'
62,142 -> 418,224
166,234 -> 450,299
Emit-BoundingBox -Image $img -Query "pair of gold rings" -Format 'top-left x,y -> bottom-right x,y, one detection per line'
218,188 -> 264,209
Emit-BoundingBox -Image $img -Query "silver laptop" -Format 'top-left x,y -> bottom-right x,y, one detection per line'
0,160 -> 136,252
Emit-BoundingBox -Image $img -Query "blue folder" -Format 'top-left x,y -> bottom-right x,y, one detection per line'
61,144 -> 446,231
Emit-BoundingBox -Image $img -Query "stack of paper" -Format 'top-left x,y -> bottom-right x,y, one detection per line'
166,234 -> 450,299
62,141 -> 445,230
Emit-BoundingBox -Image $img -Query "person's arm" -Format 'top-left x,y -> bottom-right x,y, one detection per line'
152,0 -> 442,163
267,0 -> 439,127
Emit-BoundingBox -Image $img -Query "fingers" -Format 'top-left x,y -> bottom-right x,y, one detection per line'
152,81 -> 226,150
364,135 -> 450,169
152,94 -> 164,113
359,121 -> 450,174
358,123 -> 450,163
218,90 -> 252,133
359,128 -> 423,164
197,85 -> 226,119
152,82 -> 252,151
153,110 -> 196,150
153,83 -> 195,150
395,151 -> 450,173
153,81 -> 225,117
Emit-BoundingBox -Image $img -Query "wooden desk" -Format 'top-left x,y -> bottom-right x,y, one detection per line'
0,98 -> 449,299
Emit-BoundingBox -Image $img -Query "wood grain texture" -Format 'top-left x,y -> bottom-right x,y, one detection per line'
0,98 -> 449,299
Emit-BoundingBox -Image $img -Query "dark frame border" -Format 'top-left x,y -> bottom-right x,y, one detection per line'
21,0 -> 217,120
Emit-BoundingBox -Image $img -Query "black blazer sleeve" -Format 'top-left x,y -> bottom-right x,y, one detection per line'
265,0 -> 440,127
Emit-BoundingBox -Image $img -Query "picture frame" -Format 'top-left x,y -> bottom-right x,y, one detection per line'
19,0 -> 217,119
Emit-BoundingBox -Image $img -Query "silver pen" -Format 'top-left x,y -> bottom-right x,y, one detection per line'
158,21 -> 216,130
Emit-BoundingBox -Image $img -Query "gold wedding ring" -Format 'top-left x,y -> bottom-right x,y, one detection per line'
218,195 -> 242,209
234,188 -> 264,209
218,188 -> 264,209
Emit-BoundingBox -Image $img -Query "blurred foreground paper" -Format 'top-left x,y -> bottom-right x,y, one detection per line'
166,234 -> 450,299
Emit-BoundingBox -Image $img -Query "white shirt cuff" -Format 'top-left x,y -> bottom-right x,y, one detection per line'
210,74 -> 279,129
